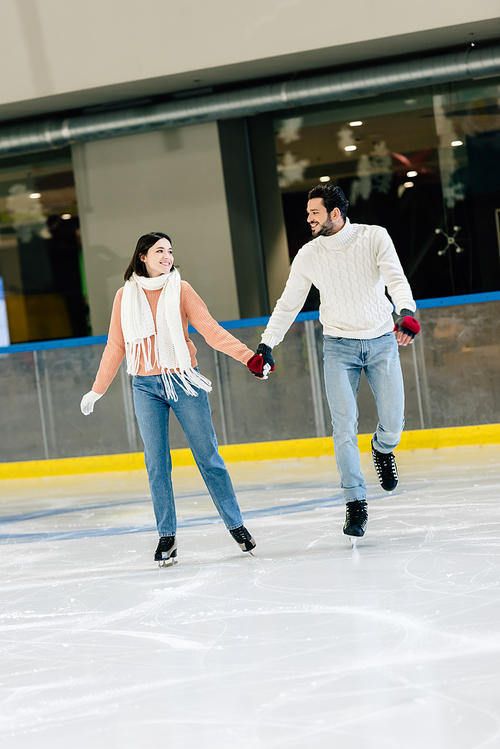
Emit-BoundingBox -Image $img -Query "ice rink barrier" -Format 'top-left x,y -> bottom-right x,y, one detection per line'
1,291 -> 500,476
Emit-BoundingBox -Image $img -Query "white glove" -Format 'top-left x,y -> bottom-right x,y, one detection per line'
80,390 -> 103,415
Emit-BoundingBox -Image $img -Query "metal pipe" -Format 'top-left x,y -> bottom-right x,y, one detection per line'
0,43 -> 499,157
33,350 -> 50,460
304,319 -> 327,438
213,350 -> 229,446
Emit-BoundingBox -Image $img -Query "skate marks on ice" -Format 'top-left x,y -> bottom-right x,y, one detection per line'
0,479 -> 349,547
1,447 -> 500,748
0,464 -> 433,549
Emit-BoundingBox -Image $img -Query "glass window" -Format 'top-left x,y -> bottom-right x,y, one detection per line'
0,148 -> 89,343
273,78 -> 500,306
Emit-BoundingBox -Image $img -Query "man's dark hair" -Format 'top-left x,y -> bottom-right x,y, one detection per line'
124,231 -> 173,280
308,184 -> 349,219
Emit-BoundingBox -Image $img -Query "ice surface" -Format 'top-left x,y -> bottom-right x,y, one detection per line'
1,445 -> 500,748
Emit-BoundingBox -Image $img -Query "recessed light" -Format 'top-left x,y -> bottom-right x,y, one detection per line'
349,121 -> 363,127
319,176 -> 330,182
61,213 -> 72,220
29,192 -> 41,199
404,181 -> 414,188
451,140 -> 463,147
407,170 -> 418,178
344,145 -> 357,152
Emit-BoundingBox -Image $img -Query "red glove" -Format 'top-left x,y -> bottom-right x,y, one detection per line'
393,309 -> 420,339
247,355 -> 264,376
247,348 -> 275,379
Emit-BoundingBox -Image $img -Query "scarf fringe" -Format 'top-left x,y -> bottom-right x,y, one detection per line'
160,368 -> 212,402
125,339 -> 155,375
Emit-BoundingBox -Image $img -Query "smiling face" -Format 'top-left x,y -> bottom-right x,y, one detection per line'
140,238 -> 174,277
307,197 -> 344,237
307,198 -> 334,236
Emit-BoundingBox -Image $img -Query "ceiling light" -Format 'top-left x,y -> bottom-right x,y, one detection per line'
29,192 -> 41,199
344,145 -> 357,152
349,121 -> 363,127
407,170 -> 418,178
451,140 -> 463,147
404,181 -> 414,188
319,176 -> 330,182
61,213 -> 72,220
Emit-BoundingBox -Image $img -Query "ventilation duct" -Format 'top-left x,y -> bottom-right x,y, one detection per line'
0,43 -> 499,158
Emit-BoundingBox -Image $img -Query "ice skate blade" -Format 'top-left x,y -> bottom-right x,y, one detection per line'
158,559 -> 178,568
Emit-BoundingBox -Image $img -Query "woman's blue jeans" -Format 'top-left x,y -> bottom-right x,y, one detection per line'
132,374 -> 244,536
323,333 -> 405,503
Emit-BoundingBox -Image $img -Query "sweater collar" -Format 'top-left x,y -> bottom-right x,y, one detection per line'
317,217 -> 357,249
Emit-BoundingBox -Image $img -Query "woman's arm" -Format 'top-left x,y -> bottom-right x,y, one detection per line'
92,288 -> 126,395
181,282 -> 253,365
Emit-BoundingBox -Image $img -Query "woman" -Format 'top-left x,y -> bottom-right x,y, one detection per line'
80,232 -> 271,567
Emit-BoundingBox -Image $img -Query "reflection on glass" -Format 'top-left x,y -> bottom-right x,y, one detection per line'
273,79 -> 500,304
0,148 -> 90,343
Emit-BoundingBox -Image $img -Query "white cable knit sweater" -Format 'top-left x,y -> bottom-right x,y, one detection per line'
261,218 -> 416,348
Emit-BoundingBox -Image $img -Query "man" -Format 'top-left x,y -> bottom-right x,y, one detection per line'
255,183 -> 419,539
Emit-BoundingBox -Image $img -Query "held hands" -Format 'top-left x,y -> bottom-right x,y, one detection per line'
80,390 -> 103,415
393,308 -> 420,346
246,343 -> 275,380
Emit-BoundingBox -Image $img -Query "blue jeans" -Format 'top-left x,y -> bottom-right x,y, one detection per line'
323,333 -> 405,503
132,374 -> 244,536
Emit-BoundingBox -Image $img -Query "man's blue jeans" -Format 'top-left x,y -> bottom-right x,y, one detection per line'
323,333 -> 405,503
132,374 -> 244,536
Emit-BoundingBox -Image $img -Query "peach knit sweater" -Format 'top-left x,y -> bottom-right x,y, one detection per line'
93,280 -> 253,395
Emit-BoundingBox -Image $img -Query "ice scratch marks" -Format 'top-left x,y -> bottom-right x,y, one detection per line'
0,494 -> 345,546
93,629 -> 208,650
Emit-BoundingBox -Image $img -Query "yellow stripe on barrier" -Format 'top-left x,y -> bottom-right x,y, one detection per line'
1,424 -> 499,480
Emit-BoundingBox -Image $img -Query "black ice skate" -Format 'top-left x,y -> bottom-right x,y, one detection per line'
230,525 -> 256,554
372,439 -> 398,491
154,536 -> 178,568
343,500 -> 368,546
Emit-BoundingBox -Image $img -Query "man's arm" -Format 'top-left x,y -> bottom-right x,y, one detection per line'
376,228 -> 418,346
261,253 -> 312,349
375,228 -> 416,315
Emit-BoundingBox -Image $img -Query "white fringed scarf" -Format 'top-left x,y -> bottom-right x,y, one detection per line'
121,269 -> 212,400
